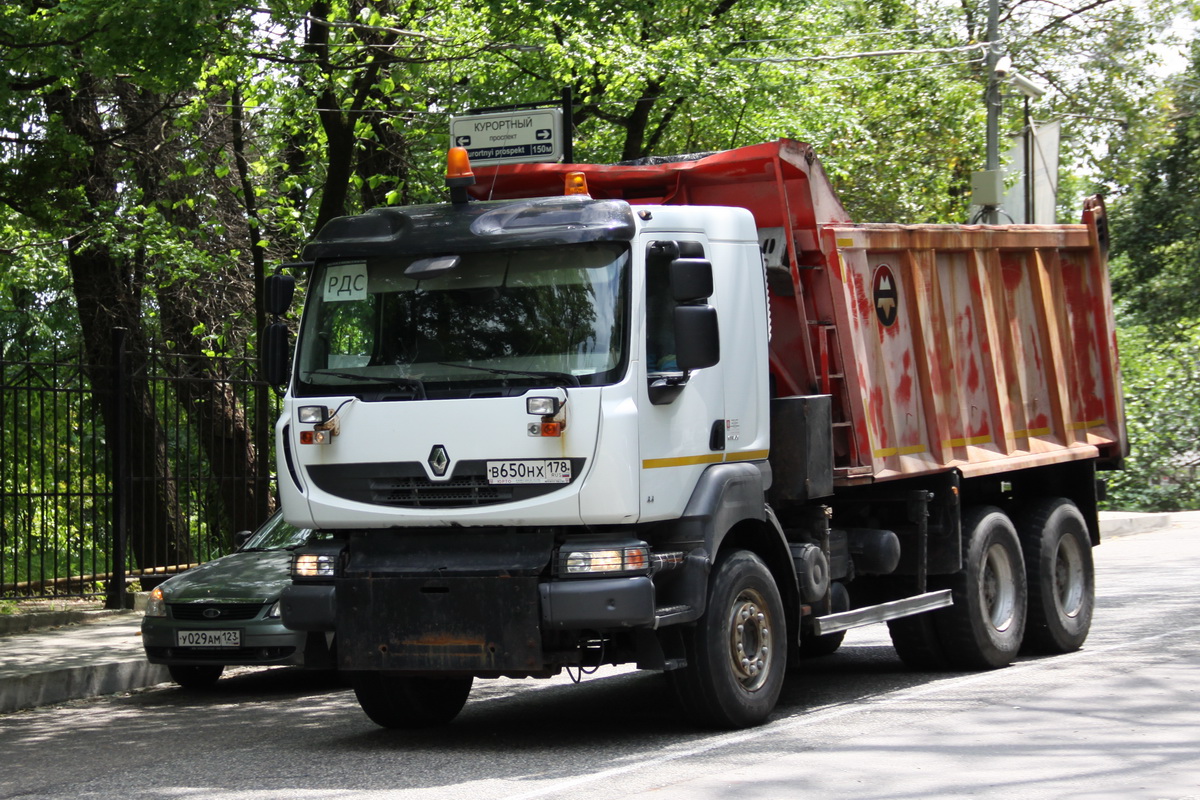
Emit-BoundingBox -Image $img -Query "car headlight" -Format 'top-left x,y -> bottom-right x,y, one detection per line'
559,544 -> 649,576
145,587 -> 167,617
293,553 -> 337,578
266,601 -> 281,618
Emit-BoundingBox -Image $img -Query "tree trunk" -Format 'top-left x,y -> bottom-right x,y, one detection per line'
48,81 -> 197,570
67,244 -> 194,569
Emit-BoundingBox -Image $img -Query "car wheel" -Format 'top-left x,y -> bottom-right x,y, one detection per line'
168,664 -> 224,689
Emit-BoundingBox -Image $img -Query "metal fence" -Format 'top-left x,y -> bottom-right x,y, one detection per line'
1,338 -> 278,604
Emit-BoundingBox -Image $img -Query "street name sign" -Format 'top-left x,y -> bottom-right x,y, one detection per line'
450,109 -> 563,166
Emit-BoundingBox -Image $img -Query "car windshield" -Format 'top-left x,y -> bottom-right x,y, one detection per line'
241,512 -> 310,551
294,242 -> 630,399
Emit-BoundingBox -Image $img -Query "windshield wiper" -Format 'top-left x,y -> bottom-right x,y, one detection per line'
436,362 -> 580,387
304,369 -> 427,399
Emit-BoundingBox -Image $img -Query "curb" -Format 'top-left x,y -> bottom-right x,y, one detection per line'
0,660 -> 170,715
1098,511 -> 1174,538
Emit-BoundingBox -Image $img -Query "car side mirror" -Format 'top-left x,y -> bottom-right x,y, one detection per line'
262,322 -> 291,386
234,530 -> 253,550
669,258 -> 713,302
674,305 -> 720,371
265,273 -> 295,316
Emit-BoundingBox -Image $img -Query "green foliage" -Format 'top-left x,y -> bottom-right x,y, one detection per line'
1103,323 -> 1200,511
1109,44 -> 1200,331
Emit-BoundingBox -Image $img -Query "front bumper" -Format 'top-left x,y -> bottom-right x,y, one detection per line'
141,616 -> 307,667
540,576 -> 655,629
312,574 -> 656,673
282,575 -> 657,636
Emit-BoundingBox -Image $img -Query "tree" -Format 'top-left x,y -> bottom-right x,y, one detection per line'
1104,325 -> 1200,511
1101,42 -> 1200,511
0,0 -> 268,567
1108,43 -> 1200,331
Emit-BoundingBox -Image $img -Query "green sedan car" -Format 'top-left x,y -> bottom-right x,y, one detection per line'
141,511 -> 334,688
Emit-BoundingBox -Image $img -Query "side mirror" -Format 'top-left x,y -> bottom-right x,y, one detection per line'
262,322 -> 292,386
669,258 -> 713,302
265,273 -> 295,317
233,530 -> 253,550
674,305 -> 720,371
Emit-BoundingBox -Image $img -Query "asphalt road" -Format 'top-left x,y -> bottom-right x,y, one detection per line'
2,519 -> 1198,800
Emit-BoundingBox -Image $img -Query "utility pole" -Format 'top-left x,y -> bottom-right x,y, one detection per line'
983,0 -> 1001,224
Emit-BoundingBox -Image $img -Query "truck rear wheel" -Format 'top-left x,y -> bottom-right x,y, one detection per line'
800,581 -> 848,658
670,549 -> 786,728
352,672 -> 473,729
935,506 -> 1027,670
1016,498 -> 1094,653
888,612 -> 949,670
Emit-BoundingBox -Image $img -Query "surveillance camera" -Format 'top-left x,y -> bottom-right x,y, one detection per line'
993,55 -> 1012,78
1011,72 -> 1048,99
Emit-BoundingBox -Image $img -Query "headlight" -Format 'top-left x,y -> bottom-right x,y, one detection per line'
293,553 -> 337,578
560,545 -> 649,576
298,406 -> 328,424
266,601 -> 281,618
526,396 -> 561,416
145,587 -> 167,617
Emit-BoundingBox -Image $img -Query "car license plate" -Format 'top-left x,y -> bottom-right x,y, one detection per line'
486,459 -> 571,484
175,629 -> 241,648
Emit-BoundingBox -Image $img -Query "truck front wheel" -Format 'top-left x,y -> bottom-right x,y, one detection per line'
935,506 -> 1027,669
670,550 -> 786,728
351,672 -> 473,729
1016,498 -> 1094,653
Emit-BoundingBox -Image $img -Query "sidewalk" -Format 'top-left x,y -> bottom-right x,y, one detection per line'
0,611 -> 169,714
0,511 -> 1187,715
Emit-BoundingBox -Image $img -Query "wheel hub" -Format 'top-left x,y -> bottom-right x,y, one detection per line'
980,542 -> 1017,632
728,588 -> 772,691
1053,534 -> 1086,618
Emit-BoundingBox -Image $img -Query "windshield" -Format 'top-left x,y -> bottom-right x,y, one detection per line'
242,512 -> 310,551
294,243 -> 630,399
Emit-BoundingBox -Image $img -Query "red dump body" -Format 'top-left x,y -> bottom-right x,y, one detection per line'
474,139 -> 1126,486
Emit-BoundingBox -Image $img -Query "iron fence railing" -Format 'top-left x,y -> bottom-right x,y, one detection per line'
1,335 -> 278,604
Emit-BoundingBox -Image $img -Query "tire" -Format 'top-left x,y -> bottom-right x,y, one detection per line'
669,550 -> 786,728
934,506 -> 1027,670
800,629 -> 846,658
168,664 -> 224,689
888,612 -> 950,670
351,672 -> 473,729
800,581 -> 847,658
1016,498 -> 1095,653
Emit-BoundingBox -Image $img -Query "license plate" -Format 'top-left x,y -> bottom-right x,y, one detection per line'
175,629 -> 241,648
486,459 -> 571,484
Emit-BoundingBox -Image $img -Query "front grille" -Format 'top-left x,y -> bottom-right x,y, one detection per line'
170,603 -> 263,621
369,475 -> 511,507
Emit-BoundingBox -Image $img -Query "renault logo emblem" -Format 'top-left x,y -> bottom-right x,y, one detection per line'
428,445 -> 450,477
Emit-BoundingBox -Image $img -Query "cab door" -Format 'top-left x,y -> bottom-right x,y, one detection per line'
636,235 -> 726,521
